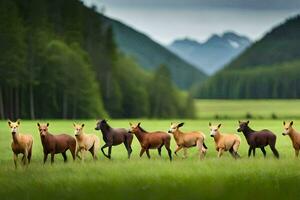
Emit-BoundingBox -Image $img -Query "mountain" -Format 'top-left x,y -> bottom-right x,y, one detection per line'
101,16 -> 207,89
168,32 -> 251,75
194,15 -> 300,99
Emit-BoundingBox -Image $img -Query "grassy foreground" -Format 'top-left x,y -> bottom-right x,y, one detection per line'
0,119 -> 300,200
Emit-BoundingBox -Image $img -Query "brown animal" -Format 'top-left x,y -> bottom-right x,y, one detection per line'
128,122 -> 172,161
37,123 -> 76,164
209,122 -> 241,159
8,120 -> 33,168
74,123 -> 100,161
168,122 -> 207,159
282,121 -> 300,157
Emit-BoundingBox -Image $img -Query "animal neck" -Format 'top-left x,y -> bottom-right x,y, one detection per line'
213,131 -> 221,142
12,132 -> 20,144
242,126 -> 255,138
289,128 -> 298,142
100,124 -> 111,135
134,128 -> 146,142
173,129 -> 183,138
76,132 -> 85,140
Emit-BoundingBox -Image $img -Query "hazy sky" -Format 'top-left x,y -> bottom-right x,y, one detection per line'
83,0 -> 300,44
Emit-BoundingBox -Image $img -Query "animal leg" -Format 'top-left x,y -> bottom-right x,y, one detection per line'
174,145 -> 183,156
89,147 -> 97,160
260,147 -> 266,158
43,153 -> 48,164
146,149 -> 151,159
50,152 -> 55,164
108,146 -> 112,159
197,140 -> 204,159
217,149 -> 224,158
270,145 -> 280,159
62,151 -> 67,163
248,147 -> 252,158
229,148 -> 236,159
124,141 -> 132,159
140,148 -> 146,157
252,148 -> 256,157
183,148 -> 188,159
157,145 -> 163,157
76,148 -> 82,160
28,147 -> 32,164
23,150 -> 28,166
13,153 -> 18,169
295,149 -> 299,157
165,144 -> 172,161
101,143 -> 111,159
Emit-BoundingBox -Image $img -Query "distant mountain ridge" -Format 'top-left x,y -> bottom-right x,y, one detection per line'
168,32 -> 251,75
194,15 -> 300,99
101,16 -> 207,89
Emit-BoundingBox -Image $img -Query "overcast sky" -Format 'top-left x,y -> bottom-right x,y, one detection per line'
83,0 -> 300,44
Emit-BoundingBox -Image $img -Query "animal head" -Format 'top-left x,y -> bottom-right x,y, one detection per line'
282,121 -> 293,136
128,122 -> 141,134
209,122 -> 221,137
168,122 -> 184,134
37,123 -> 49,137
95,119 -> 107,130
74,123 -> 84,136
237,120 -> 249,132
8,119 -> 20,134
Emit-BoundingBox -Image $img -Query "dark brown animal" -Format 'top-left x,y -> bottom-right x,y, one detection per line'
128,122 -> 172,161
237,121 -> 279,158
95,119 -> 133,159
37,123 -> 76,164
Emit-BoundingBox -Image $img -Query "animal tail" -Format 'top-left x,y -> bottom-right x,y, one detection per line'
203,142 -> 208,150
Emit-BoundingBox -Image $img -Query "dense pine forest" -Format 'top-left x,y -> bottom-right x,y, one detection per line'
0,0 -> 195,119
194,15 -> 300,99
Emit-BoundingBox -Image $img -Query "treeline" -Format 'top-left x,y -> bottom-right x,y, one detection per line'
0,0 -> 195,119
194,60 -> 300,98
193,15 -> 300,99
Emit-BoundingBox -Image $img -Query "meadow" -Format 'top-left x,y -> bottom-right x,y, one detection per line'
1,100 -> 300,200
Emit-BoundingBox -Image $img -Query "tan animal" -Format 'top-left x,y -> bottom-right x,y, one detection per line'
209,122 -> 241,159
74,123 -> 100,161
282,121 -> 300,157
168,122 -> 207,159
8,120 -> 33,168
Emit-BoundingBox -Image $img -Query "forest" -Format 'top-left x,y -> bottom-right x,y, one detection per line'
0,0 -> 195,119
194,15 -> 300,99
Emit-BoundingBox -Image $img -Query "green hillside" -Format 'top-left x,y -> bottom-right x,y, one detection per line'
194,15 -> 300,98
0,0 -> 195,119
102,16 -> 207,89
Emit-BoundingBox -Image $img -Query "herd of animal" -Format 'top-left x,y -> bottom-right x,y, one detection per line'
6,119 -> 300,168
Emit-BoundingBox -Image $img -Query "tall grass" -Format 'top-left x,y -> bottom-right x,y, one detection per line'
0,119 -> 299,200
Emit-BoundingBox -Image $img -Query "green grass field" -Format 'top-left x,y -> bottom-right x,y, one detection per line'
196,99 -> 300,119
1,118 -> 300,200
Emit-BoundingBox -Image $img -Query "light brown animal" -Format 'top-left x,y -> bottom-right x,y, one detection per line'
74,123 -> 100,161
209,122 -> 241,159
8,120 -> 33,168
168,122 -> 207,159
282,121 -> 300,157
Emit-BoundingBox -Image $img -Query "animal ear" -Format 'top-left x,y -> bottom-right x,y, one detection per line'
138,122 -> 141,127
73,123 -> 76,127
238,120 -> 241,124
218,124 -> 222,128
283,121 -> 286,125
246,121 -> 249,125
37,123 -> 40,127
178,122 -> 184,128
290,121 -> 294,126
81,124 -> 85,128
129,122 -> 132,126
209,122 -> 212,126
17,119 -> 20,125
46,123 -> 49,127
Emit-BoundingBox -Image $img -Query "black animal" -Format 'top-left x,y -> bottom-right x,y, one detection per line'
95,120 -> 133,159
237,121 -> 279,158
